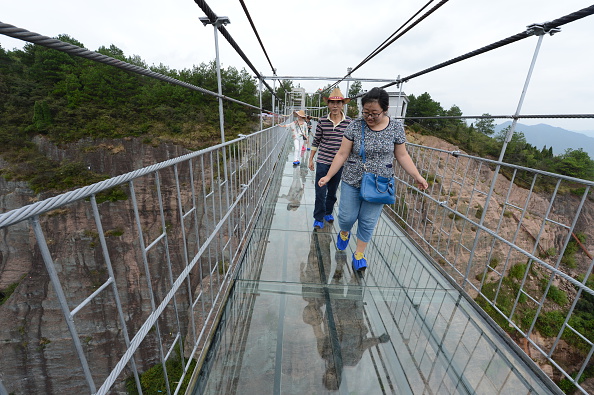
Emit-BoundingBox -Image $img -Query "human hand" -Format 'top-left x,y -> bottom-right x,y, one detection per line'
318,176 -> 330,187
416,177 -> 429,191
308,161 -> 315,171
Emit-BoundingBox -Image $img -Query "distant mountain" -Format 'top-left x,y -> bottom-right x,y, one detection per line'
578,130 -> 594,139
494,122 -> 594,158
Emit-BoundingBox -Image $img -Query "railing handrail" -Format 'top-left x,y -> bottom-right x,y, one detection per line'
0,129 -> 274,229
406,142 -> 594,186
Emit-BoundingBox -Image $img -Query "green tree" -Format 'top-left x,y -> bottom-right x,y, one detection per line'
32,100 -> 52,131
347,81 -> 362,118
554,148 -> 594,180
444,104 -> 464,128
348,81 -> 362,98
406,92 -> 444,130
475,113 -> 496,135
261,79 -> 293,114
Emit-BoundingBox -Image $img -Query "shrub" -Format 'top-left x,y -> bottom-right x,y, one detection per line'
535,310 -> 565,337
547,285 -> 568,306
126,347 -> 196,395
509,263 -> 527,280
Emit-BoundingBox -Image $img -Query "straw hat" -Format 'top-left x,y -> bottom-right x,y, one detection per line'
294,110 -> 307,118
323,87 -> 351,104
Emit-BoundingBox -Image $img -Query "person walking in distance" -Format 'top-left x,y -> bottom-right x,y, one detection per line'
308,88 -> 352,230
318,87 -> 428,271
280,110 -> 309,165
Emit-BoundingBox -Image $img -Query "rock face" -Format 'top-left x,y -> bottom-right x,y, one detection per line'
410,134 -> 593,276
0,137 -> 207,394
1,134 -> 593,393
405,133 -> 594,385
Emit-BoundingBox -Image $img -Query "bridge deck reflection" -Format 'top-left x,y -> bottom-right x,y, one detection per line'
191,148 -> 558,394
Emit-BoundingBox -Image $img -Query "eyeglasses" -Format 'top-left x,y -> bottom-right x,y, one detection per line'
362,111 -> 383,119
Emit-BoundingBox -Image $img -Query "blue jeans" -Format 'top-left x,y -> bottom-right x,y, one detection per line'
338,182 -> 384,243
314,163 -> 343,222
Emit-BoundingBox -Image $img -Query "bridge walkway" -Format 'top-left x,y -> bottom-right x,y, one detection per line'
190,147 -> 555,394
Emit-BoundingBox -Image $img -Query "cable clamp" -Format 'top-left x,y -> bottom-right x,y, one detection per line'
526,23 -> 561,37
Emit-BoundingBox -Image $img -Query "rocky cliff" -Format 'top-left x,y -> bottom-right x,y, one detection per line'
0,137 -> 205,394
1,134 -> 593,394
407,133 -> 594,392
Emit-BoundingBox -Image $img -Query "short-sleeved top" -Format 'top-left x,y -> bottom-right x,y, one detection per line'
312,113 -> 352,165
342,117 -> 406,188
286,121 -> 308,140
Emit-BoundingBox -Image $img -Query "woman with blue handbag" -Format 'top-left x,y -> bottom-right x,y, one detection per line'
317,87 -> 428,272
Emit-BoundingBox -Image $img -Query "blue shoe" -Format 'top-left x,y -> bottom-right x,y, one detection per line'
324,214 -> 334,223
352,252 -> 367,272
336,231 -> 350,250
307,147 -> 311,151
313,220 -> 324,229
293,160 -> 300,165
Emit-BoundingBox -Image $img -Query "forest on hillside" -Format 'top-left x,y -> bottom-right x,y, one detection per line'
1,35 -> 593,195
405,93 -> 594,184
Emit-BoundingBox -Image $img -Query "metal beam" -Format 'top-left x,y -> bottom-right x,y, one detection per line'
260,75 -> 399,83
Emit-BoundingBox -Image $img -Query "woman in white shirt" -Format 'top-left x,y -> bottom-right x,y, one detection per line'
280,110 -> 309,165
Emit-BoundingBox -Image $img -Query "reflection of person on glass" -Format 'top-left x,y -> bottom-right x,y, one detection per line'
301,232 -> 390,390
280,164 -> 304,210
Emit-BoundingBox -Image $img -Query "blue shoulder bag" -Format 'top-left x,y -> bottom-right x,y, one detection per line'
359,120 -> 396,205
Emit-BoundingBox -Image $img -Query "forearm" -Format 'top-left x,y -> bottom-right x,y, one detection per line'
325,150 -> 348,179
394,144 -> 424,180
396,154 -> 422,179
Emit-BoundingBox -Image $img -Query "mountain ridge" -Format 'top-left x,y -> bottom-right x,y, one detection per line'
495,122 -> 594,158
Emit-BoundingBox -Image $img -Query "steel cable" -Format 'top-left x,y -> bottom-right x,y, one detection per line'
379,4 -> 594,90
351,0 -> 448,80
405,114 -> 594,120
326,0 -> 449,95
239,0 -> 275,75
0,128 -> 274,228
193,0 -> 281,102
0,22 -> 262,111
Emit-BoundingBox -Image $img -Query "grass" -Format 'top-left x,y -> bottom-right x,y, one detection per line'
0,279 -> 23,305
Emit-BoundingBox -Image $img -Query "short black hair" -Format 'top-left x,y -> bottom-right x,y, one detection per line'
361,87 -> 389,111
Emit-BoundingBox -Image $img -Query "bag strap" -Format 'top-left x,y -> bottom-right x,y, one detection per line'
359,119 -> 368,170
359,119 -> 366,163
295,120 -> 305,136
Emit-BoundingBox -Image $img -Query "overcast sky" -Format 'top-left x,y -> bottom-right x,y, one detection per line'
1,0 -> 593,132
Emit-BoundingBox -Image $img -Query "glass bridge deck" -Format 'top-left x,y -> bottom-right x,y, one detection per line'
190,150 -> 557,394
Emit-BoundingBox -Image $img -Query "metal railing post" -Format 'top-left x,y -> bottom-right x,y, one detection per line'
259,77 -> 263,130
499,24 -> 560,161
200,16 -> 232,211
464,24 -> 560,288
272,69 -> 277,122
31,217 -> 97,393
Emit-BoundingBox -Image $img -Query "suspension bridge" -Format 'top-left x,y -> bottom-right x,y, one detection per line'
2,2 -> 594,394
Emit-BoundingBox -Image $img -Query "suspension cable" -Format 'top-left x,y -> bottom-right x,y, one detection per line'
238,0 -> 275,76
404,114 -> 594,120
0,22 -> 261,111
353,0 -> 448,78
193,0 -> 282,103
325,0 -> 449,95
378,4 -> 594,90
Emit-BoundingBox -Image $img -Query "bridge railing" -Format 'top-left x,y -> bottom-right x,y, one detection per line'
390,141 -> 594,393
0,127 -> 288,394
